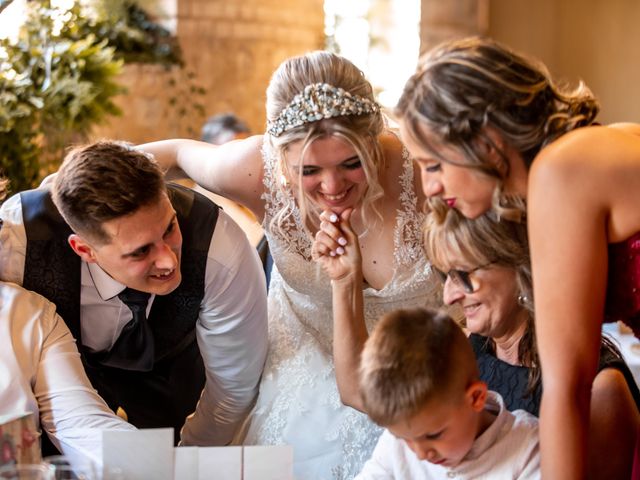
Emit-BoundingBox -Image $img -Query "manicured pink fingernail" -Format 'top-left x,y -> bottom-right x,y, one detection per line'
338,237 -> 347,246
336,247 -> 345,255
330,251 -> 336,257
329,213 -> 338,222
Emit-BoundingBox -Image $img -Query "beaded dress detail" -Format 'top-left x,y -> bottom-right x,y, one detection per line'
606,230 -> 640,338
240,136 -> 441,479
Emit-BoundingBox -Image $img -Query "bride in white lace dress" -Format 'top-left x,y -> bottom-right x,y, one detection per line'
141,51 -> 441,479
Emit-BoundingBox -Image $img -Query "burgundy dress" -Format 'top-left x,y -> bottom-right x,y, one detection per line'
606,230 -> 640,338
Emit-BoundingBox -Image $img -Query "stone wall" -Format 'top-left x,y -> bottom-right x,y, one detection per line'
488,0 -> 640,124
93,0 -> 325,143
416,0 -> 640,124
419,0 -> 487,55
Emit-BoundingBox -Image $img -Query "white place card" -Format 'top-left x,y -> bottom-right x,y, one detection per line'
243,445 -> 293,480
174,446 -> 198,480
103,428 -> 174,480
198,446 -> 241,480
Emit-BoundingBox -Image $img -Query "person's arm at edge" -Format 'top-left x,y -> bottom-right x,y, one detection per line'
34,291 -> 135,467
587,367 -> 639,478
529,131 -> 609,480
137,136 -> 266,219
0,191 -> 28,285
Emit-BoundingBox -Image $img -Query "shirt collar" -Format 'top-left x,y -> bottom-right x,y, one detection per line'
459,391 -> 507,463
86,261 -> 127,301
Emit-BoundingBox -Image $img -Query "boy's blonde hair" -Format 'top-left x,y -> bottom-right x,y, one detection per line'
360,308 -> 478,426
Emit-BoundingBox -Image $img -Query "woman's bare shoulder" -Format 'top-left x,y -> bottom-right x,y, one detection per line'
378,131 -> 416,199
378,130 -> 404,162
530,125 -> 640,238
533,125 -> 640,178
607,122 -> 640,136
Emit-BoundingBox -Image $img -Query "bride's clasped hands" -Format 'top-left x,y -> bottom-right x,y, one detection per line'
312,208 -> 362,284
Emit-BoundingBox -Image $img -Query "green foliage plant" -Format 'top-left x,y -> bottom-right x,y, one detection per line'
0,0 -> 192,194
0,0 -> 123,192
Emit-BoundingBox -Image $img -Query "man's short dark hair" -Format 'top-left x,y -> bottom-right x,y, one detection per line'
52,141 -> 166,244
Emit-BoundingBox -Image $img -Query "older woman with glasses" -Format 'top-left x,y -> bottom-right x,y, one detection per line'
315,207 -> 640,479
425,208 -> 639,415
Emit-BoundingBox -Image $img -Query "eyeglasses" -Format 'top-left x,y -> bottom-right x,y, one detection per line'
433,261 -> 496,293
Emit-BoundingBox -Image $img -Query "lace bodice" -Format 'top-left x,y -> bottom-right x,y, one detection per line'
260,137 -> 437,349
242,136 -> 441,480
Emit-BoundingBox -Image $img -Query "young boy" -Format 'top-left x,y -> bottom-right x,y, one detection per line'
355,308 -> 540,479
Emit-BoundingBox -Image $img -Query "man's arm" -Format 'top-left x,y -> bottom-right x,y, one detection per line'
23,286 -> 136,466
181,210 -> 268,445
0,192 -> 27,285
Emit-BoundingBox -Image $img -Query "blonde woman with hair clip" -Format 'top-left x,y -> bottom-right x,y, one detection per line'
395,36 -> 640,479
139,51 -> 441,479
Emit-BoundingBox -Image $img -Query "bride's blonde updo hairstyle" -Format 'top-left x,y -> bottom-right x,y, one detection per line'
265,51 -> 385,236
396,36 -> 599,222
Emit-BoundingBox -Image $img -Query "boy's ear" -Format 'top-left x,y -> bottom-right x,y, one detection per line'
466,380 -> 488,412
68,234 -> 98,264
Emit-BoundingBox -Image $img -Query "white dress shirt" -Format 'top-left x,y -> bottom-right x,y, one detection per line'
355,392 -> 540,480
0,281 -> 136,466
0,191 -> 269,446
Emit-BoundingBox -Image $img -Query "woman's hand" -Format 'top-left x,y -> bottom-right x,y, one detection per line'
312,209 -> 361,283
136,137 -> 267,220
314,208 -> 368,411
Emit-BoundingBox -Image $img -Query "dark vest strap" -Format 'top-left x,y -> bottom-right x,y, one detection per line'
149,184 -> 218,361
20,189 -> 82,339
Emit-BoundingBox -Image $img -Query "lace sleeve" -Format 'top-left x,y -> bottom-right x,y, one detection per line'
394,146 -> 426,267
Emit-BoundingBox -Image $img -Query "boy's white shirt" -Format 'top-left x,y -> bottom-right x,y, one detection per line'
355,391 -> 540,480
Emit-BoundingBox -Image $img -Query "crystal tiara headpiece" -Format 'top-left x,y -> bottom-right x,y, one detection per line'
267,83 -> 380,137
